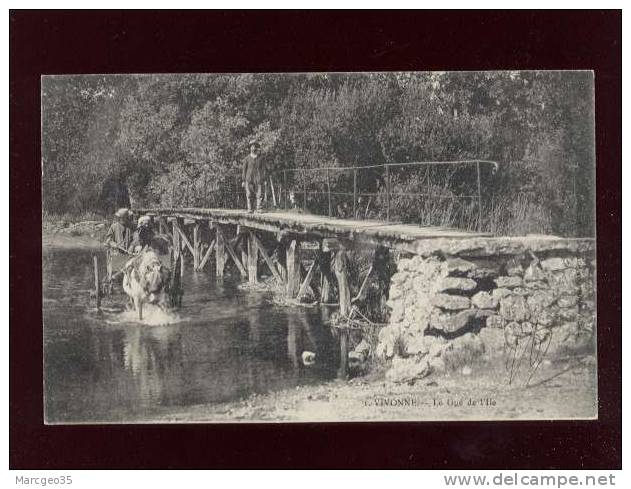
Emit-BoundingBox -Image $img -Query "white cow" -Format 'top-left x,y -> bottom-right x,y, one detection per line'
122,249 -> 171,320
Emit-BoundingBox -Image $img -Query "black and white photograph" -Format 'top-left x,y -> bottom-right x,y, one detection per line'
41,70 -> 597,424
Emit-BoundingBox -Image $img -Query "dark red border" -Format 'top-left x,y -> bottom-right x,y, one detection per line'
10,10 -> 621,469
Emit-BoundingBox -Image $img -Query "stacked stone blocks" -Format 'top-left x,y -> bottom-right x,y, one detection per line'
377,242 -> 595,383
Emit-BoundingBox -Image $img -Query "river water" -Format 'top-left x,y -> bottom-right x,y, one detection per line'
43,238 -> 339,423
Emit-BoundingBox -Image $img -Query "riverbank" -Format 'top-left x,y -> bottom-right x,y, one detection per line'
43,215 -> 109,242
117,355 -> 596,423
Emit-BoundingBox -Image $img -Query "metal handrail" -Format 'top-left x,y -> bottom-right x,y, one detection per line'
182,160 -> 498,231
266,160 -> 497,231
272,160 -> 497,173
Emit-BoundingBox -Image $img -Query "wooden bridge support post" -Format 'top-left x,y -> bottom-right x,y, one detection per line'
334,242 -> 350,379
172,218 -> 180,264
285,239 -> 301,298
318,246 -> 333,304
176,217 -> 185,276
247,231 -> 258,284
193,222 -> 200,271
216,224 -> 226,278
334,247 -> 351,318
241,246 -> 248,276
170,249 -> 183,308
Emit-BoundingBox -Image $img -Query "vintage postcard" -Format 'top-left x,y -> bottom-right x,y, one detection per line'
42,71 -> 596,423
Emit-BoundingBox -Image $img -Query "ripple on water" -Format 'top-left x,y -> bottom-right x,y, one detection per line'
103,304 -> 187,326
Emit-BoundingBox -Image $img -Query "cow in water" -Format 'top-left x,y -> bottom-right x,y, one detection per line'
122,248 -> 172,320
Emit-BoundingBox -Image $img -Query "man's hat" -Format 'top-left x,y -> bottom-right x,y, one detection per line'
249,139 -> 260,147
115,208 -> 129,218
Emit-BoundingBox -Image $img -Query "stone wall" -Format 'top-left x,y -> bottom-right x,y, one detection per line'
376,237 -> 595,383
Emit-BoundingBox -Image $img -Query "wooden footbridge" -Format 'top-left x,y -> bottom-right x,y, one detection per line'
134,207 -> 491,313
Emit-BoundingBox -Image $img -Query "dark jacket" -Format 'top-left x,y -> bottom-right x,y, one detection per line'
242,154 -> 266,184
128,226 -> 154,252
138,226 -> 154,248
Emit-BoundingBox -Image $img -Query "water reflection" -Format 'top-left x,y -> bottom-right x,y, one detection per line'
44,244 -> 337,423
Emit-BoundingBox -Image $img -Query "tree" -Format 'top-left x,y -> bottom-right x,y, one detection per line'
42,72 -> 594,236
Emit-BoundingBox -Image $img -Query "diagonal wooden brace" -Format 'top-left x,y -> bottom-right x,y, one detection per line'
224,238 -> 248,277
197,239 -> 216,271
253,234 -> 283,283
172,219 -> 195,256
297,256 -> 319,299
193,222 -> 200,270
352,264 -> 373,304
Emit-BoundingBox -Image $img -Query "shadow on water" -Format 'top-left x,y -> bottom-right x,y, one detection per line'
43,242 -> 339,423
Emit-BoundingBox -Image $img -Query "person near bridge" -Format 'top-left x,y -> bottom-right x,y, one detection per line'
104,208 -> 132,253
129,215 -> 154,254
242,139 -> 266,213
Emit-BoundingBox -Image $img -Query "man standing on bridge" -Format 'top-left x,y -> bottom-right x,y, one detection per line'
242,139 -> 266,213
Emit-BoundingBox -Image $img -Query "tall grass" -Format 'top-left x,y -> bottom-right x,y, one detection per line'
375,171 -> 555,236
483,193 -> 554,236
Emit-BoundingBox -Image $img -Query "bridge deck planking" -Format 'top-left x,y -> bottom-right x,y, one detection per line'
136,208 -> 492,250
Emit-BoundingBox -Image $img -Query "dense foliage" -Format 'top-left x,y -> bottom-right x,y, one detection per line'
42,72 -> 594,236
